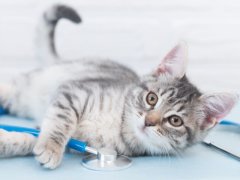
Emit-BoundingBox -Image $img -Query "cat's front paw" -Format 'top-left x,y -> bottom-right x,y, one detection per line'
33,140 -> 64,169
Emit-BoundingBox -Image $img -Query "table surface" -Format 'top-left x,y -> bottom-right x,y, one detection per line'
0,104 -> 239,180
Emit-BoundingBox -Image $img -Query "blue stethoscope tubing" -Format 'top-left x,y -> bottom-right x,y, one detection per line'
218,120 -> 240,126
0,108 -> 87,153
0,124 -> 87,153
0,108 -> 239,154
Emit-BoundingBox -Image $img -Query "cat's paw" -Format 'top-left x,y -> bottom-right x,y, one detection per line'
33,140 -> 64,169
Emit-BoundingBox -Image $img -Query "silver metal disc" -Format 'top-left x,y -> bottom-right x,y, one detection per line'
82,154 -> 132,171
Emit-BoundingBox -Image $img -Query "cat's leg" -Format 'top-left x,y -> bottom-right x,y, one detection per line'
33,85 -> 89,169
33,97 -> 79,169
0,81 -> 29,117
0,82 -> 37,157
0,129 -> 36,157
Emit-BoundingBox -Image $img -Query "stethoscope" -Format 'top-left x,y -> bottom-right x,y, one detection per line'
0,108 -> 239,170
0,124 -> 132,171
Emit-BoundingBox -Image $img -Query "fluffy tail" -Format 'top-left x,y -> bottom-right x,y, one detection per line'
35,4 -> 81,66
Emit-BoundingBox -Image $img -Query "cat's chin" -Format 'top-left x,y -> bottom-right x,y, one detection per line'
123,114 -> 173,155
134,125 -> 175,155
137,126 -> 157,140
138,125 -> 148,135
137,125 -> 158,138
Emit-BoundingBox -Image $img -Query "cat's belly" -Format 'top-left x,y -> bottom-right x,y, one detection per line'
72,107 -> 129,155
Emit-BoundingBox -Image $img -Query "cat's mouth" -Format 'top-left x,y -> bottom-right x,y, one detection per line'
139,125 -> 162,138
140,126 -> 147,133
139,125 -> 152,137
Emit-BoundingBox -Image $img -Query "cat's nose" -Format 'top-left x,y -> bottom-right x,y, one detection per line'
145,119 -> 157,127
145,111 -> 160,127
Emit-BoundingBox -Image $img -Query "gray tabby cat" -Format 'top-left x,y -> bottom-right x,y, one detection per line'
0,4 -> 238,169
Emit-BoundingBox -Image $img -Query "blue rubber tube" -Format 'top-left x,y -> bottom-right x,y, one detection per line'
0,124 -> 87,152
0,106 -> 87,153
219,120 -> 240,126
0,124 -> 87,153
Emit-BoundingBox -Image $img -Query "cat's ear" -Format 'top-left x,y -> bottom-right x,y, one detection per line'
153,42 -> 188,79
200,93 -> 239,130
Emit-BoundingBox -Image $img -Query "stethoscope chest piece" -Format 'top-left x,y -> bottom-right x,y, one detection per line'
82,148 -> 132,171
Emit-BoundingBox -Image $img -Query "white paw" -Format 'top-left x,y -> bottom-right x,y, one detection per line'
33,140 -> 64,169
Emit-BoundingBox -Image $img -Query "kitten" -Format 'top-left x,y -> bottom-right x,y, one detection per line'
0,4 -> 238,169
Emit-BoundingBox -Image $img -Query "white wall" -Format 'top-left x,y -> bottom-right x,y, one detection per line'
0,0 -> 239,93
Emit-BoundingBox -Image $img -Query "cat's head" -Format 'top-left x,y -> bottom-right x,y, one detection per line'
122,42 -> 238,155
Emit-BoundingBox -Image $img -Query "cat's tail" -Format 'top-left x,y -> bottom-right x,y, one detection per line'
35,4 -> 81,66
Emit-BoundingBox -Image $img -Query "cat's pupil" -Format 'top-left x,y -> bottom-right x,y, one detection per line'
173,118 -> 178,123
168,115 -> 183,127
146,92 -> 158,106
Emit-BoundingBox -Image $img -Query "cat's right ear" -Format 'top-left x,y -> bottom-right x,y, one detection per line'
200,92 -> 239,130
153,42 -> 188,79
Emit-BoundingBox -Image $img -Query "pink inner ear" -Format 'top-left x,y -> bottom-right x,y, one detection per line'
201,117 -> 218,130
156,45 -> 180,74
155,42 -> 187,78
163,45 -> 179,62
157,64 -> 168,74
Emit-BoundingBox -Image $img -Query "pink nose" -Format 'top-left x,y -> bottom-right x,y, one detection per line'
145,117 -> 158,127
145,111 -> 160,127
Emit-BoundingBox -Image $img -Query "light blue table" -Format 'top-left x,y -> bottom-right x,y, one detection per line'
0,104 -> 239,180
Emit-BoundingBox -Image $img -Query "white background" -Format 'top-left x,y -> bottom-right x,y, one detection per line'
0,0 -> 239,93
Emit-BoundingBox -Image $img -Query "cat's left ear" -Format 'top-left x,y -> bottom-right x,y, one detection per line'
200,93 -> 239,130
153,42 -> 188,79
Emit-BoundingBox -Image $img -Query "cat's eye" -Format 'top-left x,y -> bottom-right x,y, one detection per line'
146,92 -> 158,106
167,115 -> 183,127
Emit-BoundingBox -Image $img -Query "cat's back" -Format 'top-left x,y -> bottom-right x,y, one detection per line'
31,59 -> 139,85
20,59 -> 140,92
73,59 -> 139,83
11,59 -> 139,120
